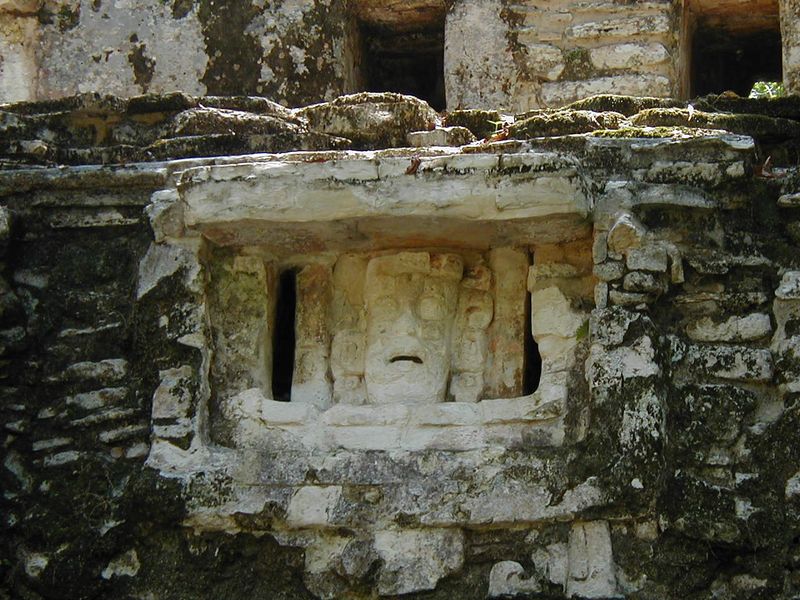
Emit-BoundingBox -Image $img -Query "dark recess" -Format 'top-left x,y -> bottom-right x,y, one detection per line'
360,24 -> 446,111
691,25 -> 782,96
272,269 -> 297,402
523,288 -> 542,395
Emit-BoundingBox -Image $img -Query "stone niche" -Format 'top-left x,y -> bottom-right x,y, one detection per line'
147,149 -> 595,597
207,245 -> 583,452
174,150 -> 595,454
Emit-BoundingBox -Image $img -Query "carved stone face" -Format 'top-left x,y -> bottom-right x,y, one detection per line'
364,252 -> 462,405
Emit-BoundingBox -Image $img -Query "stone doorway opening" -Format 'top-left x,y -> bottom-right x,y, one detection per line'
351,0 -> 447,110
685,0 -> 782,97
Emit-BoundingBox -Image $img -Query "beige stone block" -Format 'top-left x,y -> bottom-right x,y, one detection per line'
531,286 -> 584,338
262,398 -> 320,425
589,42 -> 669,69
0,15 -> 38,102
322,404 -> 409,426
566,14 -> 671,39
485,248 -> 529,398
686,313 -> 772,343
523,43 -> 565,81
410,402 -> 481,426
488,561 -> 541,597
374,529 -> 464,596
541,74 -> 672,107
286,486 -> 341,527
567,521 -> 620,599
151,366 -> 193,420
401,425 -> 486,451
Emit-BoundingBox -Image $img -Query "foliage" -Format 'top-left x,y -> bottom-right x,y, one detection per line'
749,81 -> 786,99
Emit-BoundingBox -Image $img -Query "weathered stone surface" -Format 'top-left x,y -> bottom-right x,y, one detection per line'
488,561 -> 541,597
684,345 -> 774,382
407,126 -> 475,147
5,86 -> 800,600
589,42 -> 670,70
686,314 -> 773,343
374,529 -> 464,595
297,92 -> 438,149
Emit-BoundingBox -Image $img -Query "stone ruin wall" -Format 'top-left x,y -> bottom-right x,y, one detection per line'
2,1 -> 800,600
3,0 -> 800,109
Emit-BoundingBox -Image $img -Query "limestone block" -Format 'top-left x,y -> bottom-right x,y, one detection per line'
592,232 -> 608,264
485,248 -> 528,398
684,345 -> 773,383
607,212 -> 647,255
541,74 -> 672,107
782,0 -> 800,94
298,93 -> 438,149
444,0 -> 517,110
786,470 -> 800,499
207,255 -> 274,405
488,561 -> 541,597
626,245 -> 668,272
35,1 -> 208,99
286,486 -> 341,527
587,336 -> 660,391
776,270 -> 800,300
0,15 -> 38,102
531,286 -> 584,339
524,44 -> 565,81
410,402 -> 481,426
593,260 -> 625,282
374,529 -> 464,595
407,126 -> 476,147
536,334 -> 579,373
262,398 -> 320,425
330,425 -> 402,450
293,264 -> 333,408
566,15 -> 671,39
151,367 -> 193,429
137,243 -> 200,300
589,42 -> 670,70
609,289 -> 652,307
531,542 -> 568,587
145,190 -> 183,243
623,271 -> 663,294
595,281 -> 609,309
687,314 -> 772,343
590,308 -> 641,347
54,359 -> 128,385
566,521 -> 621,599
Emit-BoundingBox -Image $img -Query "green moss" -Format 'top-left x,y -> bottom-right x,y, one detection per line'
630,107 -> 800,140
509,109 -> 623,139
591,125 -> 724,139
561,47 -> 594,81
566,94 -> 684,116
443,109 -> 503,140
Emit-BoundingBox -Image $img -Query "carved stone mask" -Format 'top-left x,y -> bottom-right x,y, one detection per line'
363,252 -> 462,405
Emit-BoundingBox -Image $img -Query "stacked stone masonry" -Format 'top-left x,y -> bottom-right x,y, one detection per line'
0,0 -> 796,110
2,89 -> 800,599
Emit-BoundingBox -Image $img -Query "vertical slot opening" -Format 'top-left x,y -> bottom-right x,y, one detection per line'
272,269 -> 297,402
523,273 -> 541,396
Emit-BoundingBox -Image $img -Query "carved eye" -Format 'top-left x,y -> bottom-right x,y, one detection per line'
419,296 -> 446,320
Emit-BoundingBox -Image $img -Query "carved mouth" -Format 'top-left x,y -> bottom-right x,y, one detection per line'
389,355 -> 423,365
